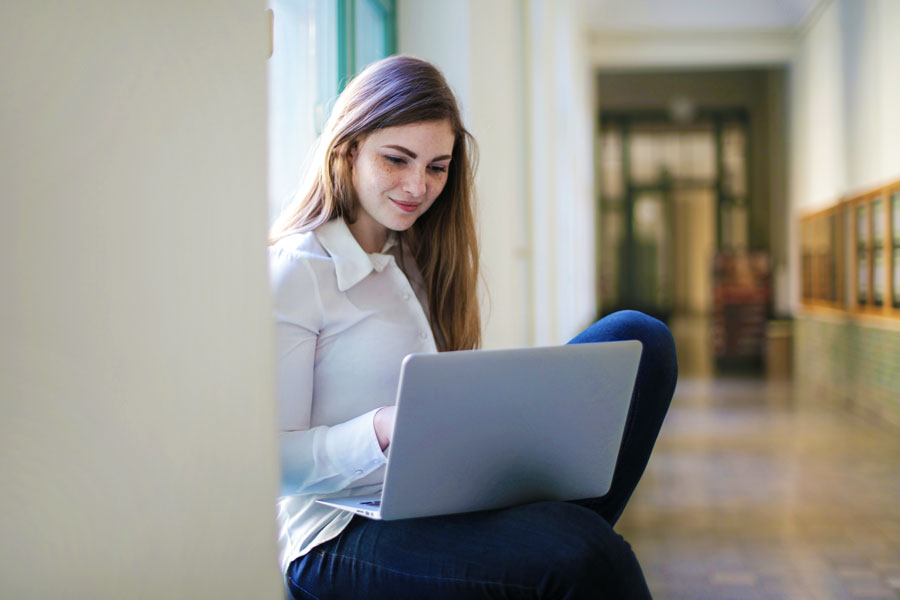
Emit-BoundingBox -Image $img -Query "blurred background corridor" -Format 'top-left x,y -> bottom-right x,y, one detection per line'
4,0 -> 900,598
617,345 -> 900,599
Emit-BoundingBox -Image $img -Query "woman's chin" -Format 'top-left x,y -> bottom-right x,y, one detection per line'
384,214 -> 419,232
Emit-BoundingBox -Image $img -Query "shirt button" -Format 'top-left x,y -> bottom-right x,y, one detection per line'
402,293 -> 411,301
419,331 -> 428,339
354,469 -> 363,476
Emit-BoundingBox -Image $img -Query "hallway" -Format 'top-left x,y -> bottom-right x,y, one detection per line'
617,371 -> 900,599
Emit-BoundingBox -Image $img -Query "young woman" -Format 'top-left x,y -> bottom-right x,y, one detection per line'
269,55 -> 677,599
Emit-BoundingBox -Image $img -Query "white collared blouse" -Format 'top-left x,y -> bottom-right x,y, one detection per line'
269,217 -> 437,573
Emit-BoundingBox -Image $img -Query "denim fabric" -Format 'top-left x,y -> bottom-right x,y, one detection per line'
567,310 -> 679,526
287,310 -> 678,599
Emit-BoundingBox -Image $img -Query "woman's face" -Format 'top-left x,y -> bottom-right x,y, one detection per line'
348,120 -> 455,253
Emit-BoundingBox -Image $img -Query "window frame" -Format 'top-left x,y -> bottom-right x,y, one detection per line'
800,178 -> 900,320
800,202 -> 846,310
337,0 -> 397,93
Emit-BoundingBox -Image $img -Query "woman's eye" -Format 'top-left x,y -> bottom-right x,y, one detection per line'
429,165 -> 447,174
385,155 -> 405,165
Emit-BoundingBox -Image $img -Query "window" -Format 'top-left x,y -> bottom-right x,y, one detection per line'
851,192 -> 891,313
267,0 -> 396,222
800,204 -> 845,308
800,179 -> 900,319
856,202 -> 869,306
341,0 -> 396,92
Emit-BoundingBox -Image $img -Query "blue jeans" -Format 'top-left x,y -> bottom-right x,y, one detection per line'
288,311 -> 678,599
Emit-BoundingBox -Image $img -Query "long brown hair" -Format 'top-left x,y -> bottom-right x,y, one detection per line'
269,55 -> 481,351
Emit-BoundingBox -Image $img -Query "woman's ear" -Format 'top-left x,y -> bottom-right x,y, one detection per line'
348,141 -> 359,166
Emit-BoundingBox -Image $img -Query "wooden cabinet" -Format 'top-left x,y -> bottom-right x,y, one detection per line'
800,179 -> 900,319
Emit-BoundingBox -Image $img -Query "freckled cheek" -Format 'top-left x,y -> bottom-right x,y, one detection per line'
364,164 -> 398,195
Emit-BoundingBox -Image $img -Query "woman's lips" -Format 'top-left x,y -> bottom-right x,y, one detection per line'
391,199 -> 419,213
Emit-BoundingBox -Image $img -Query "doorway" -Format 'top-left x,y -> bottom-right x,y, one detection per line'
598,110 -> 751,322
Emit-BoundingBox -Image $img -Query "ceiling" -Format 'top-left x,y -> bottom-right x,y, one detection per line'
581,0 -> 824,32
581,0 -> 827,69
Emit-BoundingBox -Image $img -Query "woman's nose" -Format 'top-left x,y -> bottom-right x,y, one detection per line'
402,169 -> 426,197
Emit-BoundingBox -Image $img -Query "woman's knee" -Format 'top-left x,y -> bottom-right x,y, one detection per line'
518,503 -> 649,598
573,311 -> 676,385
576,309 -> 670,347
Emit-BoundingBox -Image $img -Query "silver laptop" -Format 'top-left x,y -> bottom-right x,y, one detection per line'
316,340 -> 642,520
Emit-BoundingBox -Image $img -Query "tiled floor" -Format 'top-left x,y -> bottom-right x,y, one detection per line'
616,375 -> 900,599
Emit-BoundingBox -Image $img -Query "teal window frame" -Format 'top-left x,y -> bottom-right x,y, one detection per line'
337,0 -> 397,92
314,0 -> 396,132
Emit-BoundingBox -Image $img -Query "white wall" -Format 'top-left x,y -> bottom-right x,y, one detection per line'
526,0 -> 597,345
789,0 -> 900,310
880,0 -> 900,181
397,0 -> 472,125
399,0 -> 597,348
837,0 -> 900,191
790,0 -> 846,215
468,0 -> 531,347
1,3 -> 282,598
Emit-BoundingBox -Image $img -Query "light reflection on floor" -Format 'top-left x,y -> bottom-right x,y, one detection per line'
616,319 -> 900,599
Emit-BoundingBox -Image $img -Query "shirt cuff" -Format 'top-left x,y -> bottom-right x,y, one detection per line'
324,408 -> 387,479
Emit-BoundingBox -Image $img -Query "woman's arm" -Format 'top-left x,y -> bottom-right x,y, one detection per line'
271,249 -> 387,497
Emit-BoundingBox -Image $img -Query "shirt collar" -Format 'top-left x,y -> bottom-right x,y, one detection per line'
314,218 -> 398,291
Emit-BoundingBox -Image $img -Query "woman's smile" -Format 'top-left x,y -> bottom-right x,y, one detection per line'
390,198 -> 421,213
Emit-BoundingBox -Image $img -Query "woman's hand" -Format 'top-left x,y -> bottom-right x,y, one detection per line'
373,406 -> 396,451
